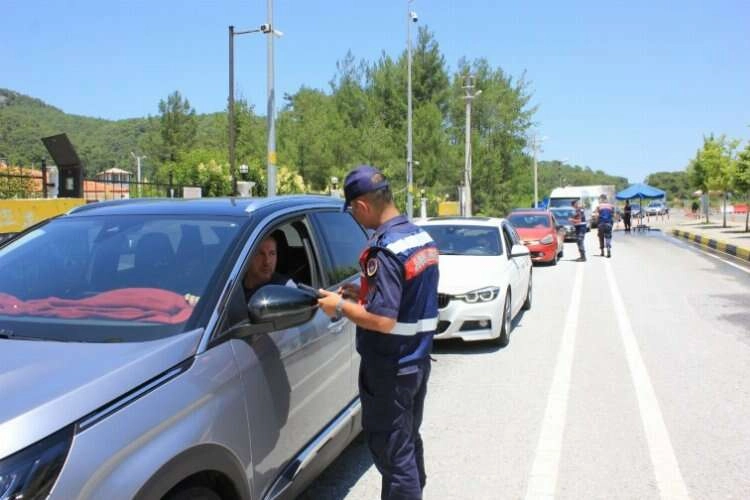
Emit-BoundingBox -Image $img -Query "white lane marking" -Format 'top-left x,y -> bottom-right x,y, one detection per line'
669,235 -> 750,274
604,261 -> 690,499
696,247 -> 750,274
525,263 -> 584,499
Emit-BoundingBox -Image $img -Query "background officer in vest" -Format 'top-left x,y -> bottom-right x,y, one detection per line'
318,164 -> 439,500
595,194 -> 615,258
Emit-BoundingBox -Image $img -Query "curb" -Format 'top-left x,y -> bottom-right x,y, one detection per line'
671,229 -> 750,262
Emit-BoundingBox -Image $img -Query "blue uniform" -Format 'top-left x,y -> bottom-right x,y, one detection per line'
357,214 -> 439,500
571,207 -> 587,259
597,202 -> 614,255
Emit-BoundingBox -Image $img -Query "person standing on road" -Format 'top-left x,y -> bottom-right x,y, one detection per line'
596,194 -> 615,258
623,200 -> 632,233
569,199 -> 587,261
317,164 -> 440,500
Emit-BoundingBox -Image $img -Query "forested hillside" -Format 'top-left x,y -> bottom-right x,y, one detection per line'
1,28 -> 628,213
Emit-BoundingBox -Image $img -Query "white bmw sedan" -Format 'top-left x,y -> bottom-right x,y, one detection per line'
417,217 -> 532,347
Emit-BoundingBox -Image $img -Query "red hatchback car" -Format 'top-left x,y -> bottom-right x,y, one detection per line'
508,210 -> 565,265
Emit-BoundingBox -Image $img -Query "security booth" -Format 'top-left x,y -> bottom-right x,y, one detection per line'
42,133 -> 83,198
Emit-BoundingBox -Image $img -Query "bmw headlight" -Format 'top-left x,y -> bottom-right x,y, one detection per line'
0,425 -> 73,500
456,286 -> 500,303
540,234 -> 554,245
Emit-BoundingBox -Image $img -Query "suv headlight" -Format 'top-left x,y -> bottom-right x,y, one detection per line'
455,286 -> 500,303
540,234 -> 554,244
0,425 -> 73,500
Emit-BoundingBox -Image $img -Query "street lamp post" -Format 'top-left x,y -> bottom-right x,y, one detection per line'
266,0 -> 277,197
462,75 -> 481,217
228,25 -> 263,196
528,134 -> 546,208
227,7 -> 282,198
130,151 -> 146,197
406,1 -> 418,219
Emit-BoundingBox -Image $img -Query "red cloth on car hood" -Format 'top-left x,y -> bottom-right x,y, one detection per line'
0,288 -> 193,324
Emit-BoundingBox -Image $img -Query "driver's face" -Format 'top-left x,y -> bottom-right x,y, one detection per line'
247,237 -> 278,284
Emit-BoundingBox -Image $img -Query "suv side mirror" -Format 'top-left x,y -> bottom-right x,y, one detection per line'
248,284 -> 318,330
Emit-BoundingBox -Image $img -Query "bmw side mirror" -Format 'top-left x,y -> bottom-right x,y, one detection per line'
247,284 -> 318,329
510,244 -> 530,258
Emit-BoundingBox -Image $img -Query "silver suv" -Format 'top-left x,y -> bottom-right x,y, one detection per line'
0,196 -> 366,500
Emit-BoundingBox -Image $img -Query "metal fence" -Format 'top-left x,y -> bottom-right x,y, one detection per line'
1,165 -> 183,200
81,176 -> 183,201
0,165 -> 44,199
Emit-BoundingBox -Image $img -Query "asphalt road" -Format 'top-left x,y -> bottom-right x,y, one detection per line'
302,228 -> 750,499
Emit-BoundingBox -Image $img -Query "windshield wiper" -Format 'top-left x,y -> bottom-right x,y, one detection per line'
0,329 -> 45,341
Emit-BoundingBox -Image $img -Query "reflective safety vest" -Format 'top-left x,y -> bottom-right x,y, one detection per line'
598,202 -> 614,224
357,216 -> 439,366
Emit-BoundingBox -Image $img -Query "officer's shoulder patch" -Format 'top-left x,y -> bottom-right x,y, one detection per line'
366,257 -> 378,277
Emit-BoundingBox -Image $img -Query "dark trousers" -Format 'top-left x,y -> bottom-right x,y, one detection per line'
359,359 -> 431,500
623,214 -> 631,232
597,222 -> 612,250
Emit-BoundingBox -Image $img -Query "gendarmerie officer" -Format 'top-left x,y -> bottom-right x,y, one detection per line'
596,194 -> 615,258
318,165 -> 439,500
569,199 -> 587,261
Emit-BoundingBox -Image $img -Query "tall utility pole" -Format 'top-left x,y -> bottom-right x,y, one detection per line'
266,0 -> 277,197
531,134 -> 539,208
406,1 -> 417,219
462,75 -> 482,217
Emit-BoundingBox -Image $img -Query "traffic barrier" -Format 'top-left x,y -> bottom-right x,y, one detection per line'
672,229 -> 750,262
0,198 -> 86,234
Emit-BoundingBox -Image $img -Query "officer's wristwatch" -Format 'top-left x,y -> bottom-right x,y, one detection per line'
334,298 -> 345,320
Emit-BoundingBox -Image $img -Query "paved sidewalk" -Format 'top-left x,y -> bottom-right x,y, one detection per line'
617,212 -> 750,262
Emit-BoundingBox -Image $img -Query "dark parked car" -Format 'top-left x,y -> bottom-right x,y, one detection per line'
0,196 -> 367,500
549,207 -> 578,241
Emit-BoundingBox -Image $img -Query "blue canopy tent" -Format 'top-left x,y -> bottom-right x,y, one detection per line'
616,183 -> 666,231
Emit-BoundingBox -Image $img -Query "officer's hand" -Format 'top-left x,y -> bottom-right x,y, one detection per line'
317,289 -> 342,318
184,293 -> 200,307
338,282 -> 359,301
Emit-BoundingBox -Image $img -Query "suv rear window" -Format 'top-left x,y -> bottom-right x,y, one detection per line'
420,225 -> 502,256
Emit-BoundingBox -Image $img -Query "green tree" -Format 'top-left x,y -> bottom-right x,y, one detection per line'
278,88 -> 346,191
735,141 -> 750,231
155,91 -> 197,163
687,147 -> 710,222
700,135 -> 739,228
446,58 -> 535,215
644,171 -> 692,202
160,148 -> 231,197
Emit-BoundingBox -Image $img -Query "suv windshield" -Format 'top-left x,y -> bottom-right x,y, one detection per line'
421,225 -> 502,256
0,215 -> 243,342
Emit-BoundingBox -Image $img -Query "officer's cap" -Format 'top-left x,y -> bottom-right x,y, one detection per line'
343,165 -> 389,211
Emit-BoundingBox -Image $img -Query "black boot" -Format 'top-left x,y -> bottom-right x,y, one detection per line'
607,249 -> 611,258
600,249 -> 605,256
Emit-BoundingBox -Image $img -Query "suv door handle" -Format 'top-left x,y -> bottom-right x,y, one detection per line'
328,318 -> 346,334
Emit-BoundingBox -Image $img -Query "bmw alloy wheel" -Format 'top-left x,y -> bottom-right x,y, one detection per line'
495,291 -> 511,347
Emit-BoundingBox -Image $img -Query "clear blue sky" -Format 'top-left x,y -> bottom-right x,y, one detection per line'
3,0 -> 749,182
